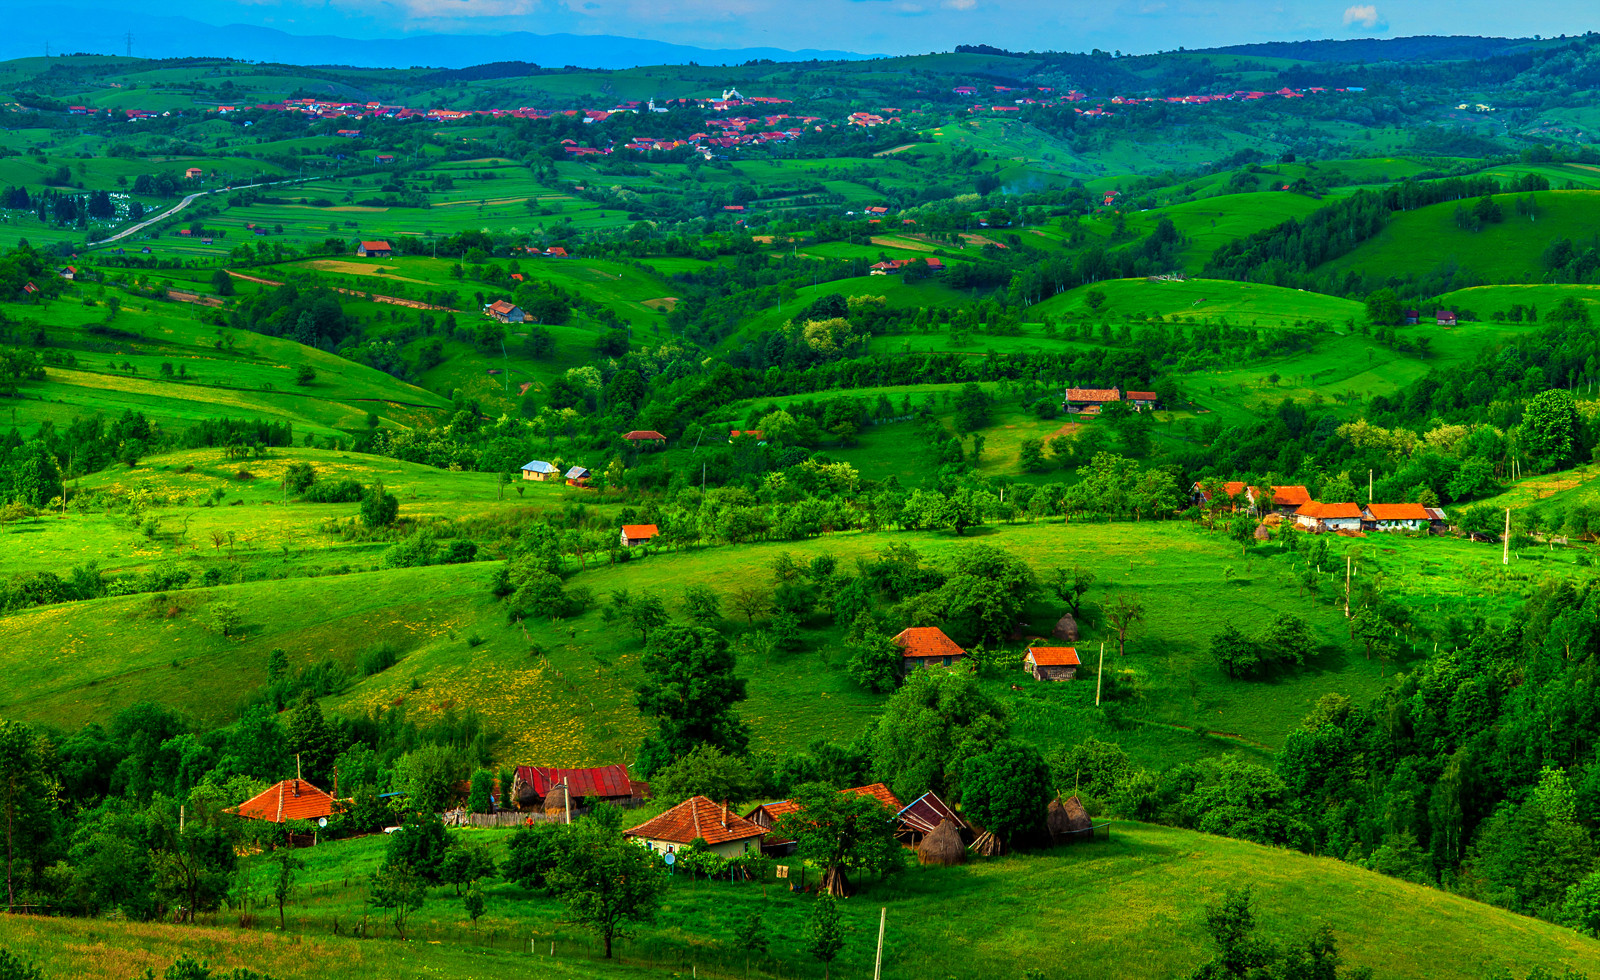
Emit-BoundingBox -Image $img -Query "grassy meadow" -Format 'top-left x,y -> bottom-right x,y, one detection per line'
8,821 -> 1598,980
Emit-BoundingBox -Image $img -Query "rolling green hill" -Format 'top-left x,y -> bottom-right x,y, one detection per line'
7,821 -> 1597,980
1319,189 -> 1600,284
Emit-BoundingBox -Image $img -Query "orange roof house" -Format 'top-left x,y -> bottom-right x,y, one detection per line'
1294,502 -> 1364,532
357,240 -> 392,257
1256,485 -> 1312,510
1024,646 -> 1081,682
622,430 -> 667,442
1363,503 -> 1432,529
893,626 -> 967,673
625,795 -> 767,858
620,524 -> 659,547
231,779 -> 341,824
1065,387 -> 1120,414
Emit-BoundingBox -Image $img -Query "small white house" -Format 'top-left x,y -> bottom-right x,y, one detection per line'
1363,503 -> 1431,532
1293,502 -> 1363,533
624,795 -> 766,859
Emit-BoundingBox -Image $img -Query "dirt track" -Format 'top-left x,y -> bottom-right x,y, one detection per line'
225,270 -> 456,311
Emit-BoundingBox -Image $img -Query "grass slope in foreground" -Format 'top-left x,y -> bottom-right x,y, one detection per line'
6,823 -> 1600,980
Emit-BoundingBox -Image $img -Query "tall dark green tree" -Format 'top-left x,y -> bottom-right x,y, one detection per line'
961,741 -> 1053,847
635,626 -> 749,776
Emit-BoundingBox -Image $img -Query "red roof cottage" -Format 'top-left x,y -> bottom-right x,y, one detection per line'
620,524 -> 659,548
893,627 -> 967,674
510,764 -> 640,808
1362,502 -> 1432,532
1024,646 -> 1080,681
1294,502 -> 1364,533
1064,387 -> 1120,415
622,430 -> 667,444
357,240 -> 392,258
625,795 -> 767,859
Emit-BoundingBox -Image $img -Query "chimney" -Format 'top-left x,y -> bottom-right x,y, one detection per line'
722,799 -> 729,829
293,779 -> 301,797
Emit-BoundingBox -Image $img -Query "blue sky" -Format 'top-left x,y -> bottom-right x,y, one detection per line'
80,0 -> 1599,54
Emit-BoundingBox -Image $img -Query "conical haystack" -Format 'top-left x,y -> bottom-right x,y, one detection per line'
1052,614 -> 1079,642
1048,796 -> 1092,842
543,783 -> 569,814
917,818 -> 967,866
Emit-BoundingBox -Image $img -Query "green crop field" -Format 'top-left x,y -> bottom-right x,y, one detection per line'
1031,277 -> 1365,326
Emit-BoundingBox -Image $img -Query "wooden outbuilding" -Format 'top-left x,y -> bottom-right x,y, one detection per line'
356,240 -> 392,258
1024,646 -> 1080,681
894,791 -> 967,846
511,764 -> 640,809
620,524 -> 659,548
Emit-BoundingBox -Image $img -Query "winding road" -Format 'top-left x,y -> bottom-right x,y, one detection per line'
87,176 -> 317,248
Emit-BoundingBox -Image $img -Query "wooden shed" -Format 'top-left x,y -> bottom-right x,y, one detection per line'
894,791 -> 968,846
1024,646 -> 1081,681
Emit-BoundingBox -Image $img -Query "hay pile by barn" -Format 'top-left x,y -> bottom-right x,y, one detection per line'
1052,614 -> 1079,642
543,783 -> 569,814
917,818 -> 967,866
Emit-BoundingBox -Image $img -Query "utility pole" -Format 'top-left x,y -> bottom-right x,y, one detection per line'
873,907 -> 887,980
1344,555 -> 1351,618
1095,641 -> 1105,706
125,31 -> 133,57
1368,469 -> 1372,502
1503,507 -> 1510,565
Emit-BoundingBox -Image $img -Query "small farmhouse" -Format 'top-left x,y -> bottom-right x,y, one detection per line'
1294,501 -> 1363,533
230,779 -> 341,824
1192,480 -> 1249,508
622,430 -> 667,444
893,626 -> 967,673
1024,646 -> 1081,681
620,524 -> 659,547
486,300 -> 525,323
1437,310 -> 1458,327
185,167 -> 203,179
624,795 -> 767,859
1126,390 -> 1158,410
1363,502 -> 1432,532
520,460 -> 558,481
564,465 -> 591,487
357,240 -> 392,258
1064,387 -> 1120,415
57,266 -> 77,280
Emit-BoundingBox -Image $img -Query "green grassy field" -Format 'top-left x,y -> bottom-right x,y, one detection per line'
1031,277 -> 1365,326
9,820 -> 1597,980
2,510 -> 1417,773
1320,189 -> 1600,283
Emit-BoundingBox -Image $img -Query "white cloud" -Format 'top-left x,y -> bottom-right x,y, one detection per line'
942,0 -> 976,9
1341,4 -> 1380,28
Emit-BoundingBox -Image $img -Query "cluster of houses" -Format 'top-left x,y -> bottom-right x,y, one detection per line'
1405,309 -> 1458,327
869,256 -> 944,275
954,83 -> 1364,119
1062,386 -> 1160,415
895,625 -> 1083,683
1192,481 -> 1449,535
520,458 -> 591,487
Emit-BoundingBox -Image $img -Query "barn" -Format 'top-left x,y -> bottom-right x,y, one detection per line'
1024,646 -> 1081,681
356,240 -> 392,258
509,764 -> 640,809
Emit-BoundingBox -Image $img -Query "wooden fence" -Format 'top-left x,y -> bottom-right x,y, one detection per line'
442,799 -> 646,828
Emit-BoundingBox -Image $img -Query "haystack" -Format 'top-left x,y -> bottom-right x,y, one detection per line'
917,818 -> 967,866
542,783 -> 569,814
1253,523 -> 1271,542
1052,614 -> 1079,643
1047,796 -> 1092,842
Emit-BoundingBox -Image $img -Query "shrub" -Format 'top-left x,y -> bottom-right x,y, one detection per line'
361,642 -> 401,676
301,479 -> 364,503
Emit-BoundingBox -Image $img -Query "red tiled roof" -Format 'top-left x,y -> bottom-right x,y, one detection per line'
1125,390 -> 1157,401
1266,485 -> 1312,506
514,764 -> 636,799
360,240 -> 391,250
893,626 -> 964,660
488,299 -> 518,315
622,430 -> 666,440
1298,502 -> 1363,519
625,795 -> 767,846
1026,646 -> 1081,666
232,779 -> 339,823
1366,503 -> 1431,521
622,524 -> 659,539
1066,387 -> 1120,403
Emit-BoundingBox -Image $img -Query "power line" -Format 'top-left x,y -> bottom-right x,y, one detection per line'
125,32 -> 133,57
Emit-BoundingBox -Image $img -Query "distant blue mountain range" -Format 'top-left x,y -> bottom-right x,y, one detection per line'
1,7 -> 875,70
